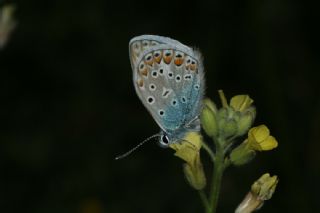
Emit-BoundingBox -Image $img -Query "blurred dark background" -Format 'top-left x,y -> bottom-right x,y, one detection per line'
0,0 -> 319,212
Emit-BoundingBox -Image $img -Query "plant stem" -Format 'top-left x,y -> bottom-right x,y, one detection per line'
201,141 -> 215,162
199,190 -> 210,211
209,142 -> 225,213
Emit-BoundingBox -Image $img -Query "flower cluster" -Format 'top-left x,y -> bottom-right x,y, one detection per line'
169,90 -> 279,213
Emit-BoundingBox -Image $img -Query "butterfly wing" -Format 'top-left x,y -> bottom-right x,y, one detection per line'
129,35 -> 204,134
129,35 -> 191,70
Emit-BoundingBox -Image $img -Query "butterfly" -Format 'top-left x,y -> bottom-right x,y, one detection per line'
129,35 -> 205,148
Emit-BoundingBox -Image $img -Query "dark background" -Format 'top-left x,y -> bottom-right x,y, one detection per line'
1,0 -> 319,212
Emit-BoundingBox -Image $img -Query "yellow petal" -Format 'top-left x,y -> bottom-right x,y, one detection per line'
170,132 -> 206,190
183,155 -> 206,190
169,132 -> 201,164
258,136 -> 278,151
249,125 -> 270,142
230,95 -> 254,112
247,125 -> 278,151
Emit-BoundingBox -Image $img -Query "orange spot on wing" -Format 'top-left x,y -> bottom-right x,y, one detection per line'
153,51 -> 162,64
163,55 -> 172,64
174,58 -> 184,66
137,79 -> 144,87
190,62 -> 197,72
145,53 -> 153,66
139,62 -> 148,76
140,68 -> 148,76
163,50 -> 173,64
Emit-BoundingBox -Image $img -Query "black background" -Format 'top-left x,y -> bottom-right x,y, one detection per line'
1,0 -> 319,212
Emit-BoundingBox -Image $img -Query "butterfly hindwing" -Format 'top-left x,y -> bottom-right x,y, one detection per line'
129,36 -> 204,134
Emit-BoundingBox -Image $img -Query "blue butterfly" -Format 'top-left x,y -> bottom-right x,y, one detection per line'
129,35 -> 205,148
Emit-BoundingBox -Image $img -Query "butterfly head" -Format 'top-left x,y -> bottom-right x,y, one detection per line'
158,127 -> 195,148
158,131 -> 172,147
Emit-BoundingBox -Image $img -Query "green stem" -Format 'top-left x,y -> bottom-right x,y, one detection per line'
201,141 -> 215,162
199,190 -> 210,211
209,141 -> 225,213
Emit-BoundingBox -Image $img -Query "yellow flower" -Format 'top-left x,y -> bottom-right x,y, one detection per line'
230,95 -> 254,112
247,125 -> 278,151
170,132 -> 206,190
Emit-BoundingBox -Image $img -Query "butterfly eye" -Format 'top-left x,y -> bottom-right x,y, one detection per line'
159,134 -> 170,146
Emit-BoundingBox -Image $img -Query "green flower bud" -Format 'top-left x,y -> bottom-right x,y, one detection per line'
201,99 -> 218,138
220,119 -> 238,138
236,107 -> 256,136
230,141 -> 256,166
217,107 -> 228,119
235,173 -> 278,213
204,98 -> 218,114
251,173 -> 278,200
217,108 -> 239,139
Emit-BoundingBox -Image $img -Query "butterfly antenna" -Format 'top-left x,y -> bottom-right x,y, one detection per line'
115,134 -> 160,160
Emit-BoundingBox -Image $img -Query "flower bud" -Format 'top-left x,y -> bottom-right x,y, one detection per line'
219,118 -> 238,138
235,173 -> 278,213
201,99 -> 218,138
251,173 -> 278,200
236,107 -> 256,136
230,141 -> 256,166
204,98 -> 218,114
